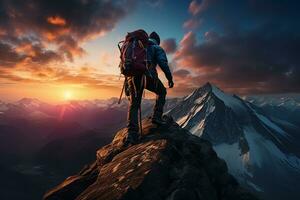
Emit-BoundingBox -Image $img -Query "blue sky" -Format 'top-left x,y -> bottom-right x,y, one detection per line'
81,0 -> 191,74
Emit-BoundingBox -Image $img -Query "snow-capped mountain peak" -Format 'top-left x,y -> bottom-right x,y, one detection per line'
168,83 -> 300,200
168,83 -> 249,141
184,82 -> 247,114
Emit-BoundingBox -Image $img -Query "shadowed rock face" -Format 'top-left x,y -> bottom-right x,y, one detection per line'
43,116 -> 258,200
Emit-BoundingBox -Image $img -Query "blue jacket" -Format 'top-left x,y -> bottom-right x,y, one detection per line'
147,38 -> 173,81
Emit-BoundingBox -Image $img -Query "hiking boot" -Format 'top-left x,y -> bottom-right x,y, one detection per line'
152,117 -> 167,125
124,131 -> 139,145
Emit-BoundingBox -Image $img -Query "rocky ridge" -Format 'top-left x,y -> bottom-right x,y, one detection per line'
43,116 -> 258,200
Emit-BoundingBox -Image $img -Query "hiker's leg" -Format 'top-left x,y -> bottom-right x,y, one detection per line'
146,77 -> 167,120
127,76 -> 143,133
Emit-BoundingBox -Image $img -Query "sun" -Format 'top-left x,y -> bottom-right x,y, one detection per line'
63,90 -> 73,100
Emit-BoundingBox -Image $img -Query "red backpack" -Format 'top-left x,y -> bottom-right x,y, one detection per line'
118,29 -> 149,76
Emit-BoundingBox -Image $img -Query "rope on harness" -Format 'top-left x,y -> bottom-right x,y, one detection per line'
138,74 -> 147,135
142,74 -> 147,98
127,75 -> 146,134
132,76 -> 137,98
118,78 -> 126,104
139,104 -> 142,135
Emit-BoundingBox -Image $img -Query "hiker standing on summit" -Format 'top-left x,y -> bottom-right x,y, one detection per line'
118,30 -> 174,144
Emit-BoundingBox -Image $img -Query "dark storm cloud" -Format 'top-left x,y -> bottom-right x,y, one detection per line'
161,38 -> 177,54
175,29 -> 300,94
0,0 -> 135,66
174,0 -> 300,94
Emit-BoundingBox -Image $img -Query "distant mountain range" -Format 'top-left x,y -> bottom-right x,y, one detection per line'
245,95 -> 300,127
0,98 -> 124,199
0,85 -> 299,200
0,96 -> 179,200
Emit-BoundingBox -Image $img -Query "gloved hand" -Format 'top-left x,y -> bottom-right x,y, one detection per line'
168,80 -> 174,88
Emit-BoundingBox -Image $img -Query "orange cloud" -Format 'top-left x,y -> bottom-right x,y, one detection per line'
0,60 -> 126,102
0,0 -> 135,67
47,16 -> 66,26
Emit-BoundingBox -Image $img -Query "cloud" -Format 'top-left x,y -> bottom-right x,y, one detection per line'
0,0 -> 137,95
173,69 -> 190,78
173,0 -> 300,94
47,16 -> 67,26
0,0 -> 135,66
0,42 -> 26,67
188,0 -> 211,16
161,38 -> 177,54
184,0 -> 214,31
183,18 -> 202,30
0,61 -> 122,91
174,28 -> 300,94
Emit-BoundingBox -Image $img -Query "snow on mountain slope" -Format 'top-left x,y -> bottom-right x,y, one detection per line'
211,84 -> 248,115
247,104 -> 292,142
245,95 -> 300,129
245,95 -> 300,109
168,83 -> 300,200
243,126 -> 300,170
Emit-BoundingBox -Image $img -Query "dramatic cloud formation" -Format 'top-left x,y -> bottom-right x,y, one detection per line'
174,0 -> 300,94
0,0 -> 135,95
161,38 -> 177,54
0,0 -> 134,66
0,62 -> 120,90
0,0 -> 299,101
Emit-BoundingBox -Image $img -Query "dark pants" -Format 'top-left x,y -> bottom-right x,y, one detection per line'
126,75 -> 167,132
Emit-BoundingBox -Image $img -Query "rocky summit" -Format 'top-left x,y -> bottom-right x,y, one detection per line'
43,116 -> 258,200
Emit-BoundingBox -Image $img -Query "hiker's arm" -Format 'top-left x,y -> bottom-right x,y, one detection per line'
156,46 -> 173,82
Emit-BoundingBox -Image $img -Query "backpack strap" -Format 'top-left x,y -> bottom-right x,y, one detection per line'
118,41 -> 124,52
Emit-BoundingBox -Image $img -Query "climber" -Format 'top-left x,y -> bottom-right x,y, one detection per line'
119,31 -> 174,144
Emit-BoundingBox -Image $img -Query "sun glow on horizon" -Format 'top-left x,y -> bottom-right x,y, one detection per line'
63,90 -> 73,100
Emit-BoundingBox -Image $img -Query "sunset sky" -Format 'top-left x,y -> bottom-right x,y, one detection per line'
0,0 -> 299,103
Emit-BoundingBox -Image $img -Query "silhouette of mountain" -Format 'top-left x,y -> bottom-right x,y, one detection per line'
37,129 -> 113,174
0,164 -> 43,200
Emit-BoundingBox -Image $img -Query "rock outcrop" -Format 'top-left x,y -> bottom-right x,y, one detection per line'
43,116 -> 258,200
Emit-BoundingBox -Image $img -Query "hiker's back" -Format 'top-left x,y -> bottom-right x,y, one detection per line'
118,29 -> 149,77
